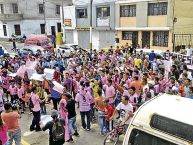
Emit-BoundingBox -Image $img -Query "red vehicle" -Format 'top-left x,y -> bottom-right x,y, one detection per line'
24,35 -> 53,50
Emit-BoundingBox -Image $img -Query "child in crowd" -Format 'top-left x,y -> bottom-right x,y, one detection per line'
104,100 -> 114,132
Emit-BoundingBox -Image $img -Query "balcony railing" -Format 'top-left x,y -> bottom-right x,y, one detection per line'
0,13 -> 23,21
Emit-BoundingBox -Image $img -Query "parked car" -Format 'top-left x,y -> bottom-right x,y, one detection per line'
18,46 -> 44,57
24,35 -> 53,50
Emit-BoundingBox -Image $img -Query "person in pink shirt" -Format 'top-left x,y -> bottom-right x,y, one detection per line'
103,79 -> 116,105
129,86 -> 139,111
75,85 -> 92,131
30,87 -> 41,132
159,73 -> 167,93
1,102 -> 21,145
1,73 -> 10,101
154,77 -> 160,95
0,115 -> 8,145
8,82 -> 18,109
100,69 -> 107,85
17,83 -> 25,113
58,99 -> 70,142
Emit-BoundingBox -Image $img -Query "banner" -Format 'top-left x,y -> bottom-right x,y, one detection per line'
163,52 -> 193,65
30,73 -> 45,81
53,81 -> 64,93
44,68 -> 55,80
16,65 -> 27,78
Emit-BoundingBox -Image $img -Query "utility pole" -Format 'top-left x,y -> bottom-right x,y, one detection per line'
61,0 -> 66,44
89,0 -> 93,52
43,0 -> 47,36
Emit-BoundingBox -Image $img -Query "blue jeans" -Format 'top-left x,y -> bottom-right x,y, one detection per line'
80,111 -> 91,129
68,116 -> 77,135
98,111 -> 105,134
8,128 -> 21,145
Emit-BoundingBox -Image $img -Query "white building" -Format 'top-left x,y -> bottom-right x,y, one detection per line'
62,0 -> 116,50
0,0 -> 72,38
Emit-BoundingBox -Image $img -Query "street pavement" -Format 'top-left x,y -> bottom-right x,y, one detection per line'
0,41 -> 124,145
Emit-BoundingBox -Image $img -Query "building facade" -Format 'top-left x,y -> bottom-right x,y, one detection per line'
63,0 -> 116,50
115,0 -> 193,51
0,0 -> 72,38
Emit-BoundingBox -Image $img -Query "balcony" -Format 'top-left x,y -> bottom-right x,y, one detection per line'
0,13 -> 23,21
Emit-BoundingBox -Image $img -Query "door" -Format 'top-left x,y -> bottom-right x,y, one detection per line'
142,31 -> 150,48
40,24 -> 45,34
51,26 -> 56,36
57,23 -> 61,32
3,25 -> 7,36
132,31 -> 138,48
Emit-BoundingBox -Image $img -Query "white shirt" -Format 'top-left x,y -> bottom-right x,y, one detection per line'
186,48 -> 193,56
116,102 -> 133,124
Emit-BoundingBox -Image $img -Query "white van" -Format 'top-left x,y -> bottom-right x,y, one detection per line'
123,94 -> 193,145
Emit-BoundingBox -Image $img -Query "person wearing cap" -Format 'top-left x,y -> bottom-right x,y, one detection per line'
42,110 -> 65,145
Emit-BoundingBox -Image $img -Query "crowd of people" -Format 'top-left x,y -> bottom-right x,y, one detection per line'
0,43 -> 193,145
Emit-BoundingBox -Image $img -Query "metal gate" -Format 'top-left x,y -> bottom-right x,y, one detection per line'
174,34 -> 193,52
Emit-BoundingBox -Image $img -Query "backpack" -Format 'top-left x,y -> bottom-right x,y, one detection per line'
52,121 -> 65,142
29,96 -> 34,108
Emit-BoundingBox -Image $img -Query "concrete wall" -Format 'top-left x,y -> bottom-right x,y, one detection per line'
174,0 -> 193,34
0,19 -> 61,37
75,2 -> 115,29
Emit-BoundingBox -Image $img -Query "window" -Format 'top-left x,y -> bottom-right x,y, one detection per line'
153,31 -> 169,47
128,129 -> 177,145
3,25 -> 7,36
12,3 -> 18,13
56,5 -> 60,15
122,31 -> 136,40
40,24 -> 45,34
148,2 -> 167,15
39,4 -> 44,14
14,24 -> 21,35
120,5 -> 136,17
97,7 -> 110,18
0,4 -> 4,14
76,8 -> 87,18
150,114 -> 193,143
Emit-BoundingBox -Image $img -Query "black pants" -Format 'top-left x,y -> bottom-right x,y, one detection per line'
30,111 -> 41,130
49,138 -> 64,145
52,98 -> 60,110
80,111 -> 91,129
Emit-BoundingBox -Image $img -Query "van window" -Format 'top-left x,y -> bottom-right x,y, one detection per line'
150,114 -> 193,143
128,129 -> 177,145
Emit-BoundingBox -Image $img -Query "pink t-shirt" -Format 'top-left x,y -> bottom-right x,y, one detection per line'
0,124 -> 8,144
101,76 -> 107,85
103,85 -> 116,104
8,85 -> 17,96
75,91 -> 92,112
1,112 -> 20,131
129,93 -> 138,107
159,79 -> 167,92
17,87 -> 24,98
31,93 -> 41,112
1,76 -> 10,89
154,84 -> 160,94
